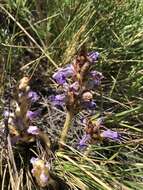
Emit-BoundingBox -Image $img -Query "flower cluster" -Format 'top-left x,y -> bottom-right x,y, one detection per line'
79,118 -> 119,148
50,50 -> 103,113
3,77 -> 41,144
30,157 -> 50,187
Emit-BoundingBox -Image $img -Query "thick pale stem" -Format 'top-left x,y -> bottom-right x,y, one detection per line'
60,111 -> 73,146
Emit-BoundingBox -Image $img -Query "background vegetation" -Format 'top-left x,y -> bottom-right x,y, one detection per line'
0,0 -> 143,189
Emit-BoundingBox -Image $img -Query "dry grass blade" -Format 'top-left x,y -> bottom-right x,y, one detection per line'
0,5 -> 58,69
58,153 -> 112,190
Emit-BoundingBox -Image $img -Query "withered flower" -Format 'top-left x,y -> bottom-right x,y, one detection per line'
19,76 -> 30,91
30,157 -> 50,187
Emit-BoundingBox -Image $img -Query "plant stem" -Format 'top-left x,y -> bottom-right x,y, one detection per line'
60,111 -> 73,147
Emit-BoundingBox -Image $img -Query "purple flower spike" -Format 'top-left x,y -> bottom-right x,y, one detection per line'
27,126 -> 39,135
101,129 -> 119,140
28,91 -> 39,102
53,64 -> 75,85
87,51 -> 99,62
49,94 -> 65,106
82,100 -> 96,110
79,134 -> 91,148
27,110 -> 41,120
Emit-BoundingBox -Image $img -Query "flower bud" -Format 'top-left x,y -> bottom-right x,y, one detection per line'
19,77 -> 29,91
82,91 -> 93,102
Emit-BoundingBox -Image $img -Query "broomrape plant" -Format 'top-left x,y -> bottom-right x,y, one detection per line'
50,48 -> 104,145
1,47 -> 121,188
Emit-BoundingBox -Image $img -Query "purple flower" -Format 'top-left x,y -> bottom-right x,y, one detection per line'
27,126 -> 40,135
86,71 -> 103,89
3,110 -> 10,117
30,157 -> 39,164
3,110 -> 14,119
49,94 -> 65,106
53,72 -> 66,85
79,134 -> 91,148
63,81 -> 79,92
90,70 -> 104,86
101,129 -> 119,140
28,91 -> 39,102
90,70 -> 103,79
27,110 -> 41,120
87,51 -> 99,62
70,81 -> 79,91
31,168 -> 36,174
40,172 -> 49,183
53,64 -> 75,85
82,100 -> 96,110
80,118 -> 88,125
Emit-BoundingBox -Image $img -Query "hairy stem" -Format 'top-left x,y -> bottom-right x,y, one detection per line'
60,111 -> 73,146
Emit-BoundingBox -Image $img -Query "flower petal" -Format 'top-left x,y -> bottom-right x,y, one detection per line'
49,94 -> 65,106
82,100 -> 96,110
53,64 -> 75,84
87,51 -> 99,62
27,126 -> 39,135
40,172 -> 49,183
27,110 -> 41,120
79,134 -> 91,147
101,129 -> 119,140
30,157 -> 39,164
28,91 -> 39,102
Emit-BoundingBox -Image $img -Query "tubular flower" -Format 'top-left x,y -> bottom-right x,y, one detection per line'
27,126 -> 40,135
28,91 -> 39,102
53,72 -> 66,85
79,134 -> 91,148
3,110 -> 14,119
40,172 -> 49,184
82,100 -> 96,110
27,110 -> 41,120
3,110 -> 9,117
101,129 -> 119,140
90,70 -> 104,86
30,157 -> 39,164
49,94 -> 65,107
87,51 -> 99,63
63,81 -> 80,92
52,64 -> 75,85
